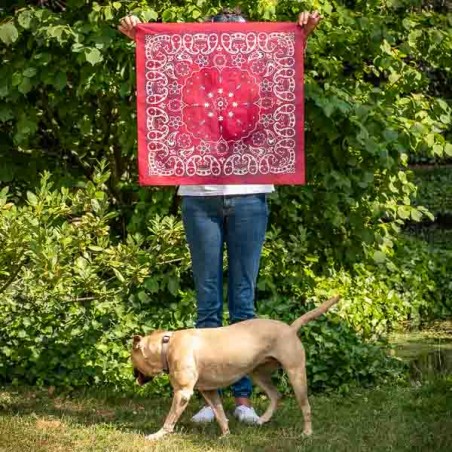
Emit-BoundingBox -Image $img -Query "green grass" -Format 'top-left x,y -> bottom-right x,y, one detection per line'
1,378 -> 451,452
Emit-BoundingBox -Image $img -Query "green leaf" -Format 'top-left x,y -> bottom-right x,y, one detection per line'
432,144 -> 443,156
388,72 -> 400,84
23,67 -> 37,78
445,143 -> 452,157
161,10 -> 174,22
53,72 -> 67,90
26,192 -> 38,206
424,134 -> 435,147
144,278 -> 159,293
380,40 -> 392,54
87,245 -> 104,252
112,268 -> 125,283
16,114 -> 38,136
137,291 -> 150,303
12,72 -> 22,87
0,186 -> 9,198
18,77 -> 32,94
103,6 -> 113,21
46,25 -> 72,43
0,105 -> 13,122
168,277 -> 179,296
439,115 -> 450,124
18,10 -> 33,29
84,48 -> 103,66
71,43 -> 84,53
373,251 -> 386,264
410,209 -> 422,222
436,99 -> 449,112
423,210 -> 434,221
141,9 -> 159,22
397,206 -> 411,219
0,22 -> 19,45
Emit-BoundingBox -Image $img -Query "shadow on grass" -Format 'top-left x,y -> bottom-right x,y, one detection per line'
0,385 -> 311,451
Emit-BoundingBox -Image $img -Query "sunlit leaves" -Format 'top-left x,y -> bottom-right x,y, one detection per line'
0,22 -> 18,45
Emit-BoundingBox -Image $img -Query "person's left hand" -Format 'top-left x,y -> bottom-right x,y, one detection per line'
298,11 -> 322,37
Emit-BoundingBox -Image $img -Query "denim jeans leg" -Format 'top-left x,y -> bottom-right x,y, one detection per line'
181,197 -> 224,328
225,194 -> 269,398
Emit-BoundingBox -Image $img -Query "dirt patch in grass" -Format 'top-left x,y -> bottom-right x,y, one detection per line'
35,418 -> 64,430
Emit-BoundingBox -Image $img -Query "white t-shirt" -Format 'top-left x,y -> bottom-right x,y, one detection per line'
178,184 -> 274,196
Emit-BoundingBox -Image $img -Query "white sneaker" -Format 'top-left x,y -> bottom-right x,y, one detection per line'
233,405 -> 260,424
191,405 -> 215,423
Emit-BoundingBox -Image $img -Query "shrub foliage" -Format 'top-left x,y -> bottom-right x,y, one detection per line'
0,0 -> 451,391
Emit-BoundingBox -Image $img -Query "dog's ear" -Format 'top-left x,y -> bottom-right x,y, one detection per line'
133,335 -> 142,350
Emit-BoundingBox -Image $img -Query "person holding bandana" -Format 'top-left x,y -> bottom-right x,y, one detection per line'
119,7 -> 321,425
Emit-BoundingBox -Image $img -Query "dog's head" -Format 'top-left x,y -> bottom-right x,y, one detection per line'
131,332 -> 165,386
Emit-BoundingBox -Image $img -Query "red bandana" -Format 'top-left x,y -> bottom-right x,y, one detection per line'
136,22 -> 305,185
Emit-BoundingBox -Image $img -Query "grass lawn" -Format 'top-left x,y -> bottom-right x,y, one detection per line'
0,377 -> 451,452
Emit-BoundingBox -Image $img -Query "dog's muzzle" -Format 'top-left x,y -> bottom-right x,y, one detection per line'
133,368 -> 153,386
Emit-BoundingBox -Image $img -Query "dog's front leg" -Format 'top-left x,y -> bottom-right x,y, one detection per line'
145,388 -> 193,441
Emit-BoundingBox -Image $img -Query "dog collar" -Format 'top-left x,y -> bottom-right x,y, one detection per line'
161,333 -> 172,374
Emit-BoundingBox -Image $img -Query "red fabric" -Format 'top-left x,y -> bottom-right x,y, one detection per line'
136,22 -> 305,186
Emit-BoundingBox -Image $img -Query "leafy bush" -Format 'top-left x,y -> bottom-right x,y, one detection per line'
0,169 -> 450,391
0,168 -> 193,387
0,0 -> 451,391
1,0 -> 450,257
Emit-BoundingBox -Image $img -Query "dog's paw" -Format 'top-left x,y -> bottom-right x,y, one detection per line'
257,416 -> 268,425
145,430 -> 167,441
302,428 -> 313,437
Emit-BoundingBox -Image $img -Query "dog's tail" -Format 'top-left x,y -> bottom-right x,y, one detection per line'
290,295 -> 341,331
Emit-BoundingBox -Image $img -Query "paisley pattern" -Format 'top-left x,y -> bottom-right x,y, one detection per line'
136,23 -> 304,185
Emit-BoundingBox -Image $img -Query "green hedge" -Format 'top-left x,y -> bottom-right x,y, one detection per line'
0,0 -> 451,391
1,0 -> 450,260
1,173 -> 450,391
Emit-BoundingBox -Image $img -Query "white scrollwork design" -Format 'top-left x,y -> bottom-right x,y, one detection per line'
143,30 -> 298,178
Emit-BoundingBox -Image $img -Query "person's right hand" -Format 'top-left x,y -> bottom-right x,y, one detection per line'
118,15 -> 142,40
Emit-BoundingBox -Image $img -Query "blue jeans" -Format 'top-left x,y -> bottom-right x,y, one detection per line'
181,194 -> 269,398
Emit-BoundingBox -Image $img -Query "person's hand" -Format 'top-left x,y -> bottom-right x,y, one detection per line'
118,15 -> 142,40
298,11 -> 322,37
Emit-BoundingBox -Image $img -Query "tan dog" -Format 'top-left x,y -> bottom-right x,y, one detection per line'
132,295 -> 340,440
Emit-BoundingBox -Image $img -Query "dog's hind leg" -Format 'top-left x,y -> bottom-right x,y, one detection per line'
146,387 -> 194,441
285,362 -> 312,436
250,365 -> 282,425
200,390 -> 230,436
